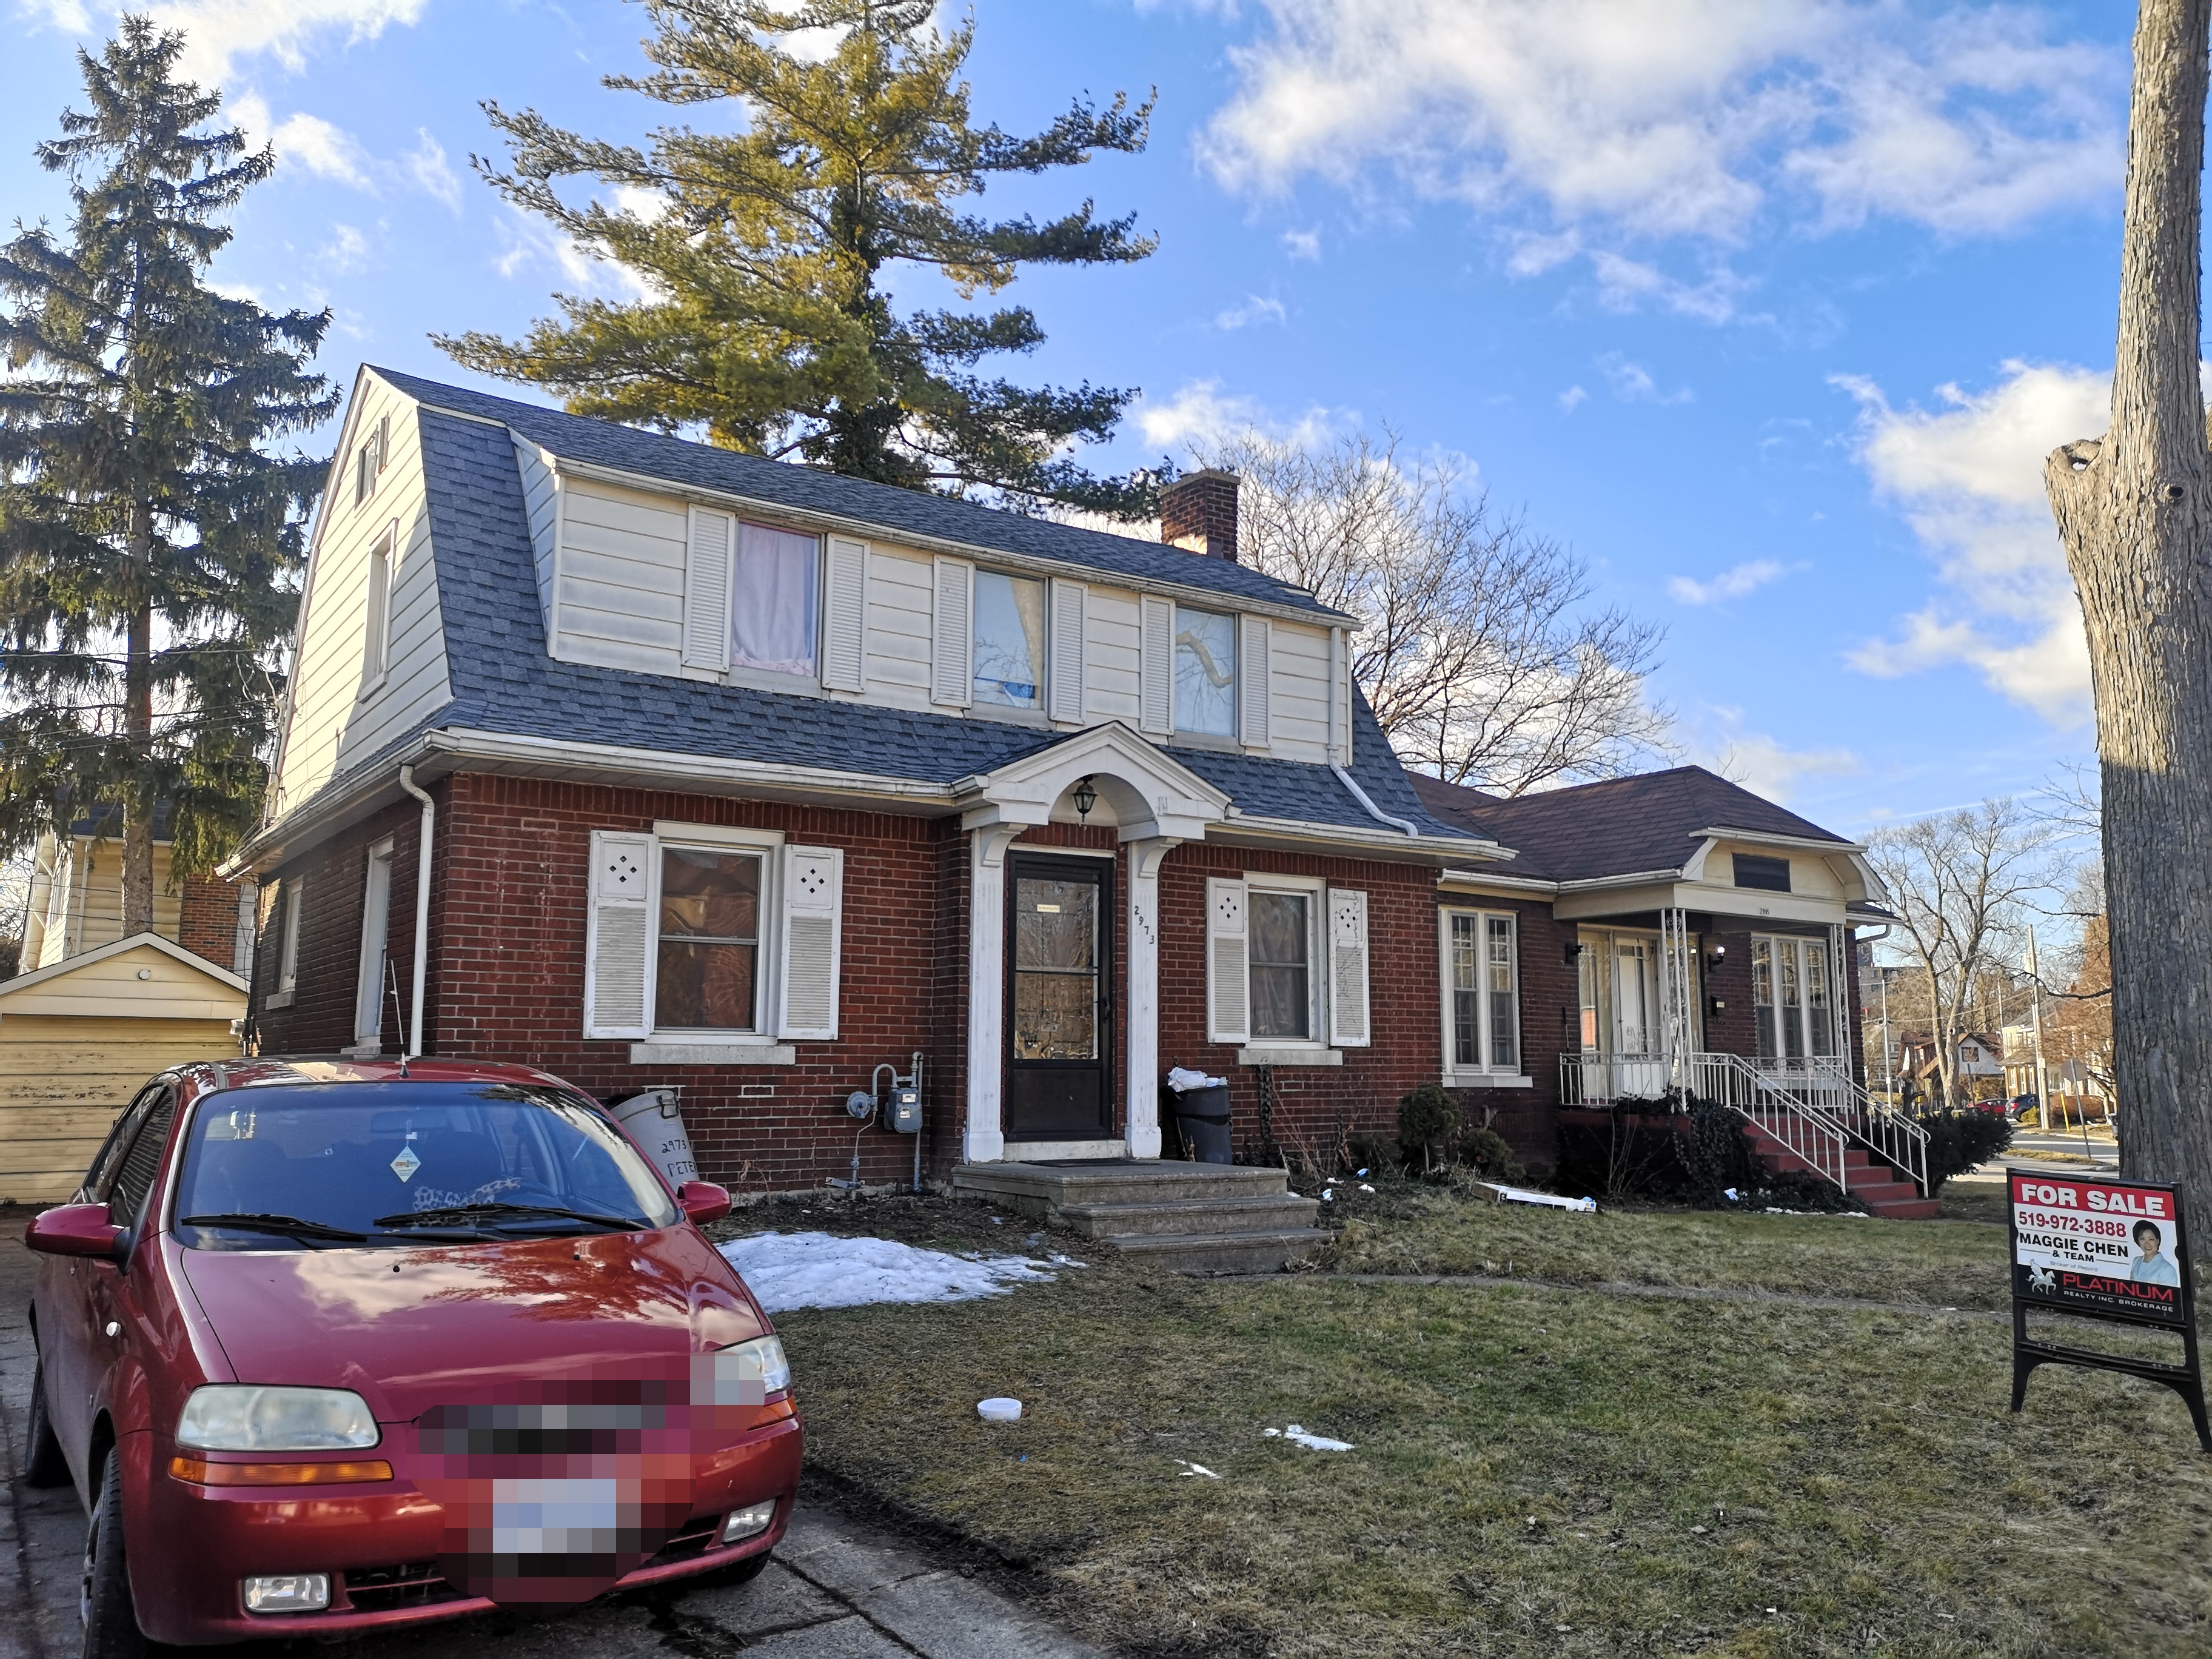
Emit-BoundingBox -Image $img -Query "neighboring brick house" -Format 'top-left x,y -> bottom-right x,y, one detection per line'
227,365 -> 1912,1205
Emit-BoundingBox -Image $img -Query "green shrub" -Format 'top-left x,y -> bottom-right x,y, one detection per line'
1346,1131 -> 1403,1178
1397,1083 -> 1460,1173
1920,1109 -> 2014,1190
1453,1123 -> 1527,1184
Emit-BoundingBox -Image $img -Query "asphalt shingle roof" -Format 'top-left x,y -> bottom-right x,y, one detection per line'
372,366 -> 1344,618
334,402 -> 1485,847
1410,768 -> 1852,884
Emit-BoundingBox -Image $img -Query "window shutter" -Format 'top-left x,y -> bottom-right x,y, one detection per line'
1139,595 -> 1174,735
931,557 -> 973,706
585,831 -> 653,1040
822,535 -> 869,691
683,508 -> 735,672
1205,876 -> 1249,1045
776,845 -> 844,1040
1238,615 -> 1271,746
1328,888 -> 1372,1048
1048,577 -> 1086,722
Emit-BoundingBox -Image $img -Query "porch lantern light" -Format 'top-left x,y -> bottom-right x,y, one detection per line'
1563,942 -> 1584,965
1071,775 -> 1098,822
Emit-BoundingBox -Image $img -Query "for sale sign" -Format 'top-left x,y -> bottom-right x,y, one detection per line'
2010,1172 -> 2188,1326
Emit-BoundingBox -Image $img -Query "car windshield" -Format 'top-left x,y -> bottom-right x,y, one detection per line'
170,1082 -> 679,1250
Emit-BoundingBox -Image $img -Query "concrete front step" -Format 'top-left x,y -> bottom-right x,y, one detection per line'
950,1161 -> 1322,1272
1107,1227 -> 1326,1275
1057,1193 -> 1321,1240
952,1160 -> 1293,1211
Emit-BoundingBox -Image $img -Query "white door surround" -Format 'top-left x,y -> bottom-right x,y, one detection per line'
956,725 -> 1227,1163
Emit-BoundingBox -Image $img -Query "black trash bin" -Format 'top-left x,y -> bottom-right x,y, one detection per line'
1164,1081 -> 1233,1164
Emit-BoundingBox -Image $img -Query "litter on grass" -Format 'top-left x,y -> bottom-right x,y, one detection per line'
717,1231 -> 1078,1312
1761,1207 -> 1870,1218
1265,1425 -> 1353,1452
977,1397 -> 1022,1422
1173,1460 -> 1221,1478
1480,1182 -> 1598,1213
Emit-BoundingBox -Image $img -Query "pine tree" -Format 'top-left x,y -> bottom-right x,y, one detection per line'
438,0 -> 1160,514
0,18 -> 335,934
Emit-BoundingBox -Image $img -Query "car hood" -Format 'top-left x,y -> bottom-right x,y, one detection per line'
178,1226 -> 766,1421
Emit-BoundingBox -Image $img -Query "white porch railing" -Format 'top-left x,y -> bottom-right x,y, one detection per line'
1557,1049 -> 1931,1199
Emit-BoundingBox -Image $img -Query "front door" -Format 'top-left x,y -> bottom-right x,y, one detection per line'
1005,854 -> 1113,1142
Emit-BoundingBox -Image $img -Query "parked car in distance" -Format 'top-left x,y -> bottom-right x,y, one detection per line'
2009,1094 -> 2039,1121
22,1057 -> 800,1654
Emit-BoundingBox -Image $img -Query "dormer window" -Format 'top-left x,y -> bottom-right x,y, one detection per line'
731,521 -> 819,677
353,415 -> 387,508
973,571 -> 1046,709
1733,853 -> 1791,893
1173,606 -> 1235,736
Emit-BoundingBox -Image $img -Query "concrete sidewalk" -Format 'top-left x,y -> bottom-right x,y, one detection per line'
0,1210 -> 1099,1659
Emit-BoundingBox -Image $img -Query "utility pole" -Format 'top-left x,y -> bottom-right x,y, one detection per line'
2027,927 -> 2054,1139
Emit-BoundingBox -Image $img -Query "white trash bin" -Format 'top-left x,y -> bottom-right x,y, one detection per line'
609,1089 -> 700,1190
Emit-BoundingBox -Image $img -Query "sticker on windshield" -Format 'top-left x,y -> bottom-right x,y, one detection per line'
390,1146 -> 421,1182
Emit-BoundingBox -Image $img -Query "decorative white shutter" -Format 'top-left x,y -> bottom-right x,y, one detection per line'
682,508 -> 734,672
776,845 -> 844,1040
1048,577 -> 1086,722
931,557 -> 974,707
585,831 -> 654,1039
821,535 -> 868,691
1139,595 -> 1174,735
1205,876 -> 1249,1046
1328,888 -> 1371,1048
1238,614 -> 1271,747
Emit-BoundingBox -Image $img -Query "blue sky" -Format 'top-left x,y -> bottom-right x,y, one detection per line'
2,0 -> 2140,836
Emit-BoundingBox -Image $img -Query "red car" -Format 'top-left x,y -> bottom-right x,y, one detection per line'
21,1057 -> 801,1653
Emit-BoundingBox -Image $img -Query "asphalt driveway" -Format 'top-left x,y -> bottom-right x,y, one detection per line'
0,1208 -> 1098,1659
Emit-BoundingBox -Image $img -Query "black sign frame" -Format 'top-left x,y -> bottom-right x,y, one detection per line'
2006,1167 -> 2209,1453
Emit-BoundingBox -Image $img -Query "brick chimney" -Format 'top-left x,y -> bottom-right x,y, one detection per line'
1159,469 -> 1240,562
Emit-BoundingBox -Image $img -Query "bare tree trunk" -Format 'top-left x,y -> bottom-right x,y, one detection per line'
2046,0 -> 2212,1222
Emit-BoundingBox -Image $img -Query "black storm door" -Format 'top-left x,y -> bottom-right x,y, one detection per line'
1005,854 -> 1113,1142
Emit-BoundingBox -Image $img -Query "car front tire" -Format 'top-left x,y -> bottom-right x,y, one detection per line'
81,1447 -> 147,1659
24,1355 -> 70,1487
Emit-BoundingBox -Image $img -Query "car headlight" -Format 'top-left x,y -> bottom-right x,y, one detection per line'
700,1335 -> 790,1404
176,1386 -> 380,1453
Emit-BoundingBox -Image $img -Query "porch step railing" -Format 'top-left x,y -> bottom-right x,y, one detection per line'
1803,1056 -> 1931,1196
1687,1052 -> 1850,1195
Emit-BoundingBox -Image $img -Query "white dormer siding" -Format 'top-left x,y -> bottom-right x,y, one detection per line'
531,463 -> 1347,760
271,377 -> 452,816
513,437 -> 560,637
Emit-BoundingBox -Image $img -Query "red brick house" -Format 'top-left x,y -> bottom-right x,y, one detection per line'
227,367 -> 1931,1227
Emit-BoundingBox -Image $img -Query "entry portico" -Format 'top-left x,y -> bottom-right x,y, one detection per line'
953,723 -> 1228,1164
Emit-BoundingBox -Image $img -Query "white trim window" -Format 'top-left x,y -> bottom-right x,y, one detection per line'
353,414 -> 388,508
1752,933 -> 1837,1064
267,880 -> 304,1009
359,523 -> 396,696
1205,873 -> 1369,1054
585,824 -> 844,1045
972,569 -> 1047,710
1173,606 -> 1236,737
1441,909 -> 1521,1079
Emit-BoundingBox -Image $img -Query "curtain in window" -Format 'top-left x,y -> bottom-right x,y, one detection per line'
732,522 -> 819,675
1173,609 -> 1236,736
657,850 -> 760,1029
973,571 -> 1046,707
1249,891 -> 1310,1039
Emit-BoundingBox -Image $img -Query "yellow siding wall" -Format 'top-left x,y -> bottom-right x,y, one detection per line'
0,1016 -> 240,1203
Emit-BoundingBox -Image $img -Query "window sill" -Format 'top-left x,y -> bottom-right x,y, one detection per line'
1442,1072 -> 1533,1090
628,1040 -> 796,1066
1167,730 -> 1241,754
1237,1047 -> 1342,1068
967,702 -> 1051,727
264,989 -> 295,1010
355,677 -> 386,704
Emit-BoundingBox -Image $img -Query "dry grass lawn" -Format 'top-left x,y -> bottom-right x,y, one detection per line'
721,1191 -> 2212,1658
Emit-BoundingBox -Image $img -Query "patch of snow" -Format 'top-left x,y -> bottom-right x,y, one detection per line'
1265,1424 -> 1353,1451
718,1231 -> 1073,1312
1759,1208 -> 1871,1218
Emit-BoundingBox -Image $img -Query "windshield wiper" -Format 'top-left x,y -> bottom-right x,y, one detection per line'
179,1213 -> 370,1243
371,1202 -> 646,1234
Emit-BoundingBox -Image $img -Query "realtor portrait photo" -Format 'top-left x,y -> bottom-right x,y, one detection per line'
2131,1218 -> 2180,1287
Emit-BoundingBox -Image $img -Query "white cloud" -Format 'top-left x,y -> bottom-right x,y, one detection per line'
1600,353 -> 1692,406
403,129 -> 461,212
1214,293 -> 1288,330
1667,558 -> 1797,606
1194,1 -> 2120,316
1131,378 -> 1343,452
19,1 -> 93,31
493,206 -> 651,300
1557,385 -> 1587,414
1281,227 -> 1321,260
320,221 -> 370,273
272,112 -> 375,191
1837,360 -> 2107,722
1689,706 -> 1860,803
147,0 -> 429,81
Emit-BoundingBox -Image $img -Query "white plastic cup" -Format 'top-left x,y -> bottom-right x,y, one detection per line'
976,1397 -> 1022,1422
609,1090 -> 699,1188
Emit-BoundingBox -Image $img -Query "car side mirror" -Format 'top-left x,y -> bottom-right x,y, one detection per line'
677,1181 -> 731,1227
25,1202 -> 127,1262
